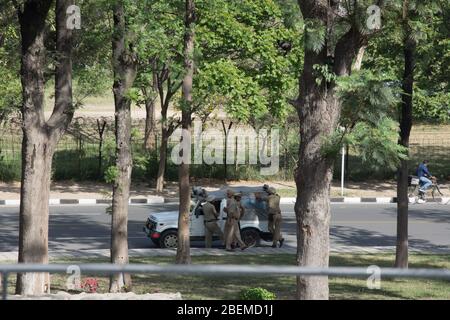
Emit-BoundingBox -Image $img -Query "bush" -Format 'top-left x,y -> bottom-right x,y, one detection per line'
239,287 -> 276,300
0,156 -> 21,182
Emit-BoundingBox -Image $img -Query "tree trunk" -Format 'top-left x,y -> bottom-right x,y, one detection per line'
97,119 -> 107,178
176,0 -> 195,265
295,50 -> 338,300
156,125 -> 169,193
144,97 -> 156,151
16,0 -> 74,296
395,15 -> 416,269
221,120 -> 232,181
109,1 -> 137,293
295,1 -> 367,300
17,132 -> 54,295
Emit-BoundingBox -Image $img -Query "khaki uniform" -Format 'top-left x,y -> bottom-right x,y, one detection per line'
225,198 -> 246,250
267,193 -> 282,246
203,202 -> 223,248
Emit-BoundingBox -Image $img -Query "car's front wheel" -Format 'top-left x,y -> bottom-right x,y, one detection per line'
160,230 -> 178,248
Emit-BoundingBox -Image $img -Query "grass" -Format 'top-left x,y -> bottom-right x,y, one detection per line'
3,253 -> 449,300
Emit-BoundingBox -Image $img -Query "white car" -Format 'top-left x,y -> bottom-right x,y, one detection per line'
143,187 -> 273,248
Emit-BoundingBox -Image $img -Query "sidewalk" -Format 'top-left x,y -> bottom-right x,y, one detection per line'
1,180 -> 449,205
1,245 -> 449,263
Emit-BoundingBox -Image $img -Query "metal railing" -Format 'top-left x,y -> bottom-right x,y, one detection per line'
1,263 -> 450,300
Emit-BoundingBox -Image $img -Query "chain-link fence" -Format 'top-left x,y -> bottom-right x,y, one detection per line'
1,120 -> 449,182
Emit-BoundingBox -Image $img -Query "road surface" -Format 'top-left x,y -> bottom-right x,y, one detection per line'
0,203 -> 449,252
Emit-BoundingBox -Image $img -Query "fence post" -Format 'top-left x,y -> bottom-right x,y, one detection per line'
2,272 -> 8,300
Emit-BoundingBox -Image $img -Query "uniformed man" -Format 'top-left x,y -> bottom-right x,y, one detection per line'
266,187 -> 284,248
232,193 -> 246,248
222,189 -> 234,247
203,195 -> 224,248
225,192 -> 247,251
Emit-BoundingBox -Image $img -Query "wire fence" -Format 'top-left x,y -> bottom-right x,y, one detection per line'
1,120 -> 450,182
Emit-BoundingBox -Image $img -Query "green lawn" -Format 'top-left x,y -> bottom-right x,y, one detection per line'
4,253 -> 449,300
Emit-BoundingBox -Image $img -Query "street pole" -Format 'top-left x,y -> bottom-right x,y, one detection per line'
341,145 -> 345,197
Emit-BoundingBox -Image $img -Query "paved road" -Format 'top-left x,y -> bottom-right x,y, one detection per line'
0,203 -> 449,252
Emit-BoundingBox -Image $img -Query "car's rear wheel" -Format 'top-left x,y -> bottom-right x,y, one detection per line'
160,230 -> 178,248
241,228 -> 260,248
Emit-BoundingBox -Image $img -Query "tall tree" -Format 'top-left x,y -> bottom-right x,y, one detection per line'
109,0 -> 138,292
395,0 -> 416,269
393,0 -> 444,268
130,0 -> 185,192
15,0 -> 75,295
155,64 -> 182,192
294,1 -> 382,299
176,0 -> 196,264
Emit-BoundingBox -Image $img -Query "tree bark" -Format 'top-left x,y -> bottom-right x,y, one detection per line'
109,1 -> 137,293
97,119 -> 107,178
154,66 -> 182,192
294,49 -> 337,300
220,120 -> 232,181
395,7 -> 416,268
156,124 -> 169,192
144,96 -> 156,151
295,1 -> 367,300
176,0 -> 195,265
16,0 -> 74,295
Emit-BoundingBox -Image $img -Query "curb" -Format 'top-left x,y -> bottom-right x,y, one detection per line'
1,245 -> 449,262
0,197 -> 165,206
280,197 -> 450,204
0,196 -> 448,206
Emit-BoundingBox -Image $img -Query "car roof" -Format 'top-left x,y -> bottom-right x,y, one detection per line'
200,186 -> 267,199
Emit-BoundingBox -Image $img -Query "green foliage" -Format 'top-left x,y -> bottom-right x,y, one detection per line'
195,0 -> 301,123
323,70 -> 408,169
338,70 -> 398,127
364,0 -> 449,123
0,58 -> 21,120
313,64 -> 337,86
104,166 -> 119,185
195,59 -> 267,122
304,19 -> 326,54
347,118 -> 408,171
0,13 -> 21,120
239,287 -> 276,300
0,154 -> 21,182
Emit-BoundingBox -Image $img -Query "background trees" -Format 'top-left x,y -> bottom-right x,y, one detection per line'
0,0 -> 448,299
362,0 -> 448,269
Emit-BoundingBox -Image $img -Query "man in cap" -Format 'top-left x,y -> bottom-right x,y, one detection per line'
222,189 -> 235,247
266,187 -> 284,248
225,191 -> 247,251
203,195 -> 224,248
